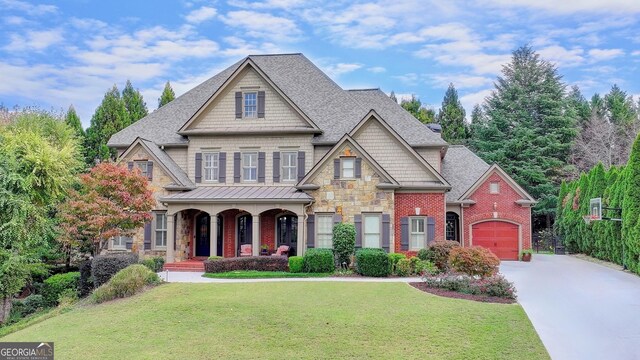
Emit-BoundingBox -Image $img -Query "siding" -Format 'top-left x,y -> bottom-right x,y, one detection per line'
313,145 -> 332,163
165,147 -> 188,172
417,148 -> 441,173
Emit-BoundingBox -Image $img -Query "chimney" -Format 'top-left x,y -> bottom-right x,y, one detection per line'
426,123 -> 442,136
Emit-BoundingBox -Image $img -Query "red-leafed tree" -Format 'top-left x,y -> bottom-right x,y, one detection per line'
58,162 -> 155,255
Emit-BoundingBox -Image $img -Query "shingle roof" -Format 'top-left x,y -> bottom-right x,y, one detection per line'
160,186 -> 313,203
138,139 -> 194,189
441,145 -> 490,202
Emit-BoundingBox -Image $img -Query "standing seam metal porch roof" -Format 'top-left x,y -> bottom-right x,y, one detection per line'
160,186 -> 313,203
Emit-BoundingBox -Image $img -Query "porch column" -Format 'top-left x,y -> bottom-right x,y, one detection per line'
166,214 -> 175,263
210,214 -> 217,257
297,215 -> 304,256
252,214 -> 260,256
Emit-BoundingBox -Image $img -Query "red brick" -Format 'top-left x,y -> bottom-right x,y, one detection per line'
394,193 -> 446,254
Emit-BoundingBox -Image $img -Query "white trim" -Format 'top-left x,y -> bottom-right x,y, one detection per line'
203,152 -> 220,183
315,213 -> 334,249
340,157 -> 355,179
241,151 -> 258,182
459,164 -> 536,203
243,91 -> 258,118
280,151 -> 298,182
362,212 -> 382,248
409,216 -> 427,250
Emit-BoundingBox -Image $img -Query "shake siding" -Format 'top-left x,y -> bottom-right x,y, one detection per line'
313,146 -> 332,163
417,148 -> 442,173
165,148 -> 188,171
188,135 -> 314,186
353,121 -> 437,183
188,67 -> 311,130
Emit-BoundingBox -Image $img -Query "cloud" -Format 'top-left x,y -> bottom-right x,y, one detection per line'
632,50 -> 640,56
460,88 -> 493,115
220,10 -> 302,42
483,0 -> 640,14
588,48 -> 624,62
227,0 -> 311,9
367,66 -> 386,73
393,73 -> 421,86
185,6 -> 217,24
4,29 -> 64,51
322,63 -> 362,77
537,45 -> 585,66
428,74 -> 494,89
0,0 -> 57,16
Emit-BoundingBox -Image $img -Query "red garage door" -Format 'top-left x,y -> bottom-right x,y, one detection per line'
472,221 -> 519,260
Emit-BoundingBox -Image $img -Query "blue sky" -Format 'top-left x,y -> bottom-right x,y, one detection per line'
1,0 -> 639,127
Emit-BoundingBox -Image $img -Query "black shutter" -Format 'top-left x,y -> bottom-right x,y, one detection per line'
307,215 -> 315,249
400,217 -> 409,251
144,220 -> 152,250
258,152 -> 266,183
147,161 -> 153,181
427,216 -> 436,245
233,152 -> 241,183
355,158 -> 362,178
235,92 -> 242,118
219,152 -> 226,183
354,215 -> 362,249
382,214 -> 390,252
297,151 -> 305,181
127,161 -> 134,171
195,153 -> 202,183
257,91 -> 265,118
273,152 -> 280,183
334,159 -> 341,179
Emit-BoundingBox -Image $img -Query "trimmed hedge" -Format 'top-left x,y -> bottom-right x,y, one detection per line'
204,256 -> 289,273
333,223 -> 356,267
78,259 -> 93,297
355,248 -> 390,277
303,248 -> 335,273
140,257 -> 165,273
288,256 -> 304,273
92,264 -> 160,304
42,272 -> 80,306
449,246 -> 500,277
92,253 -> 139,287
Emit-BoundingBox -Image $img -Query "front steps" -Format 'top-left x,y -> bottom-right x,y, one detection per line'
163,260 -> 205,272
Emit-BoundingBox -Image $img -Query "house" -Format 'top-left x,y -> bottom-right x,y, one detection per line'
107,53 -> 535,266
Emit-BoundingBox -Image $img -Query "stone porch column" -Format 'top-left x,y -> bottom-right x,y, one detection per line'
297,215 -> 304,256
252,214 -> 260,256
166,214 -> 175,263
210,214 -> 217,257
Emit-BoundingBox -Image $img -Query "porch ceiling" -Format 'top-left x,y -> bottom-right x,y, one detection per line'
159,186 -> 313,203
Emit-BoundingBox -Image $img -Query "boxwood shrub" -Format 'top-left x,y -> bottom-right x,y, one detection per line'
288,256 -> 304,273
42,272 -> 80,306
92,253 -> 139,287
355,248 -> 390,277
303,248 -> 335,273
204,256 -> 289,273
140,256 -> 165,273
92,264 -> 161,304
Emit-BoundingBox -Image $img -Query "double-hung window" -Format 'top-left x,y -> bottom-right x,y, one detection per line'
112,235 -> 129,250
316,214 -> 334,248
410,217 -> 426,250
341,157 -> 355,179
203,152 -> 219,182
155,213 -> 167,248
242,152 -> 258,182
363,213 -> 381,248
244,92 -> 257,118
281,151 -> 298,182
134,161 -> 149,177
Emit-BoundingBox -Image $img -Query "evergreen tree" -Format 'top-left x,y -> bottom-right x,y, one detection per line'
122,80 -> 148,122
389,91 -> 397,104
400,95 -> 435,124
158,81 -> 175,108
605,85 -> 636,126
85,85 -> 130,163
566,86 -> 591,127
622,133 -> 640,273
436,83 -> 468,143
590,94 -> 606,119
65,105 -> 84,138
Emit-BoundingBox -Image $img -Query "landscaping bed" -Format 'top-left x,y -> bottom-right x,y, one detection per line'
409,282 -> 516,304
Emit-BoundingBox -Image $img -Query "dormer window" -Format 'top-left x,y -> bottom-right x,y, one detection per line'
244,92 -> 257,118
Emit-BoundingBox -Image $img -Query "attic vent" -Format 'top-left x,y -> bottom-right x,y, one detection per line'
426,123 -> 442,134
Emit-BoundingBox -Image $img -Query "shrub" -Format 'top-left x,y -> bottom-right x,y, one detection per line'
42,272 -> 80,306
10,295 -> 46,319
422,272 -> 516,300
449,246 -> 500,277
204,256 -> 289,273
332,223 -> 356,267
303,249 -> 335,273
288,256 -> 304,273
78,259 -> 94,297
471,275 -> 517,299
140,256 -> 165,273
388,253 -> 406,274
414,260 -> 437,276
92,264 -> 160,304
425,240 -> 460,271
57,288 -> 79,307
395,258 -> 412,277
417,248 -> 430,261
355,248 -> 390,277
423,272 -> 472,292
92,253 -> 139,287
208,256 -> 223,261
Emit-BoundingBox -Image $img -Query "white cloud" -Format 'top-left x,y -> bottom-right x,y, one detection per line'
227,0 -> 311,9
460,88 -> 493,115
185,6 -> 217,24
3,15 -> 26,25
220,10 -> 302,42
367,66 -> 386,73
537,45 -> 585,66
393,73 -> 421,86
429,74 -> 494,89
588,48 -> 624,62
483,0 -> 640,14
322,63 -> 362,77
4,29 -> 64,51
0,0 -> 57,16
632,50 -> 640,56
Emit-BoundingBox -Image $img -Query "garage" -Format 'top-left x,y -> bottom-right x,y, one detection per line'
472,221 -> 519,260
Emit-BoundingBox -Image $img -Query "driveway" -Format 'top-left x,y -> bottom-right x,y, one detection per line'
501,254 -> 640,360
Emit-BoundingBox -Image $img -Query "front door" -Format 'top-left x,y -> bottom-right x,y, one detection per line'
277,215 -> 297,256
195,213 -> 210,257
237,214 -> 252,255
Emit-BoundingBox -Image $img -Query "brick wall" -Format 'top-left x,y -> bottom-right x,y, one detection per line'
220,209 -> 241,257
394,193 -> 445,254
260,210 -> 279,251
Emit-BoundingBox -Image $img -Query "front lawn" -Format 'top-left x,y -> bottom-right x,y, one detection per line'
2,282 -> 549,359
202,270 -> 332,279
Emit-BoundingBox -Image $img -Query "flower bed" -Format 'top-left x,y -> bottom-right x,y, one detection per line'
409,282 -> 516,304
419,272 -> 517,302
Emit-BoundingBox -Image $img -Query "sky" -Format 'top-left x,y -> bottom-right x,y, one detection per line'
1,0 -> 640,128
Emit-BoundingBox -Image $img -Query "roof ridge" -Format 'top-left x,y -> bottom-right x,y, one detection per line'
347,88 -> 381,92
248,53 -> 303,57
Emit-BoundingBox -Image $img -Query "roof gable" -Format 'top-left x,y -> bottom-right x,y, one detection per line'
442,145 -> 490,203
459,164 -> 536,202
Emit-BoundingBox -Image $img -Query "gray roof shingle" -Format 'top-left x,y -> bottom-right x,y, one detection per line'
441,145 -> 490,202
139,138 -> 194,189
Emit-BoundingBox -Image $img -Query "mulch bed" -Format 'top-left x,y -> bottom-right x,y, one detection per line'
409,282 -> 516,304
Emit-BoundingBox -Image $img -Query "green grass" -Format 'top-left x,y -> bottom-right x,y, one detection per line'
202,270 -> 332,279
1,283 -> 549,359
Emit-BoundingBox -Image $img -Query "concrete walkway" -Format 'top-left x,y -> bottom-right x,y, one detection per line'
159,271 -> 422,283
501,254 -> 640,360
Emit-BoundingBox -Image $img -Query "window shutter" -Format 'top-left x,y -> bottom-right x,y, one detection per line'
273,152 -> 280,183
125,239 -> 133,250
144,221 -> 152,250
297,151 -> 305,181
195,153 -> 202,183
333,159 -> 341,179
333,214 -> 342,225
233,152 -> 241,183
258,152 -> 266,183
355,158 -> 362,178
354,214 -> 362,249
147,161 -> 153,181
400,217 -> 409,251
257,91 -> 265,118
306,215 -> 315,249
219,152 -> 226,183
427,216 -> 436,245
235,92 -> 242,118
382,214 -> 390,252
127,161 -> 133,171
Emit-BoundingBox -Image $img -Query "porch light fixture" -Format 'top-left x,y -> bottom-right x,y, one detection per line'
415,207 -> 420,215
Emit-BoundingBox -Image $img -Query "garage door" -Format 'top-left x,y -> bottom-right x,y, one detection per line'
472,221 -> 519,260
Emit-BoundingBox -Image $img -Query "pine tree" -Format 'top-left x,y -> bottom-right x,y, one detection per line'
622,133 -> 640,273
389,91 -> 397,104
65,105 -> 84,138
122,80 -> 148,123
566,86 -> 591,127
400,95 -> 435,124
437,83 -> 468,143
158,81 -> 175,108
85,85 -> 130,163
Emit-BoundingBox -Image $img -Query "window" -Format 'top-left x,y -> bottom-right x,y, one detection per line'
155,213 -> 167,248
244,92 -> 257,118
112,235 -> 130,249
316,214 -> 334,248
341,157 -> 355,179
446,212 -> 459,242
134,161 -> 148,177
363,213 -> 381,248
242,152 -> 258,181
203,152 -> 219,182
281,151 -> 298,182
410,217 -> 426,250
490,182 -> 500,194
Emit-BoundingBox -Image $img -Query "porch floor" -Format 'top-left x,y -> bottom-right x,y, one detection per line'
164,260 -> 205,272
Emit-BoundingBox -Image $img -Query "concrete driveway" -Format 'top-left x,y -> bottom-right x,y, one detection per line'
501,255 -> 640,360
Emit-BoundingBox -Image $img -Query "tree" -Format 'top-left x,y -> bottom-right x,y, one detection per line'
437,83 -> 468,143
122,80 -> 148,122
158,81 -> 175,108
622,133 -> 640,273
400,95 -> 435,124
85,85 -> 130,163
389,91 -> 398,104
65,105 -> 84,138
58,163 -> 155,255
566,86 -> 591,127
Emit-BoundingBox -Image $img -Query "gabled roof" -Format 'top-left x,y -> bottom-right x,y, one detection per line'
119,137 -> 194,190
296,134 -> 399,189
458,163 -> 537,203
442,145 -> 490,203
